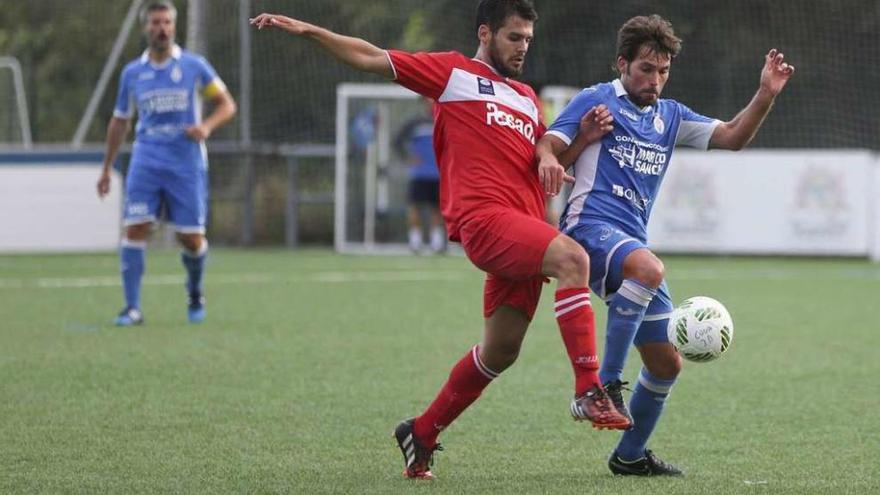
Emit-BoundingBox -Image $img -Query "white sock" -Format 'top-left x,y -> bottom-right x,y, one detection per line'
408,228 -> 423,252
429,227 -> 445,253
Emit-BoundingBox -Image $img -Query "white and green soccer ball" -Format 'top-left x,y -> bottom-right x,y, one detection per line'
667,296 -> 734,363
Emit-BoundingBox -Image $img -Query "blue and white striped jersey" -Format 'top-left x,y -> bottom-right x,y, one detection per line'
114,44 -> 226,169
547,79 -> 719,241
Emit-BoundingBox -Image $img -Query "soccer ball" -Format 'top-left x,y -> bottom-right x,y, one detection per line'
667,296 -> 734,363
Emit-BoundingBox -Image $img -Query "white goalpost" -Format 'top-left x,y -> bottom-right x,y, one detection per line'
0,56 -> 33,148
334,83 -> 420,254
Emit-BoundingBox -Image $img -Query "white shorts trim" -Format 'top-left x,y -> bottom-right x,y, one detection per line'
600,238 -> 640,299
643,312 -> 673,322
174,225 -> 206,234
123,216 -> 157,227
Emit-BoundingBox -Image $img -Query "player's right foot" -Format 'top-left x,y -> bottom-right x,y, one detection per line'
393,418 -> 443,480
187,293 -> 206,324
114,307 -> 144,326
571,384 -> 631,430
603,380 -> 634,427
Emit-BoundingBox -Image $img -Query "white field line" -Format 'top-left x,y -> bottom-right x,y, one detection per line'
0,270 -> 470,290
0,266 -> 877,290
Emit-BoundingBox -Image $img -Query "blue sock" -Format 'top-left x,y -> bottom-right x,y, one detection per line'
616,368 -> 676,461
599,279 -> 656,384
181,240 -> 208,296
120,239 -> 146,310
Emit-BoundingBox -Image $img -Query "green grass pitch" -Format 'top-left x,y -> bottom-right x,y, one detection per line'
1,250 -> 878,494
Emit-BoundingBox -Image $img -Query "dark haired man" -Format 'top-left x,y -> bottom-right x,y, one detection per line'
98,0 -> 237,326
251,0 -> 628,480
536,14 -> 794,476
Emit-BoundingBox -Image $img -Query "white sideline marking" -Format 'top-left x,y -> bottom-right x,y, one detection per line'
0,266 -> 877,290
0,270 -> 469,290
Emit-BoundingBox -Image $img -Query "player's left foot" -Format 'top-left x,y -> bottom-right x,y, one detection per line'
608,449 -> 683,476
187,293 -> 206,323
603,380 -> 634,428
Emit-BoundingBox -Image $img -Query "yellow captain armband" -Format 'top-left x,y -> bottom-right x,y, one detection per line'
202,79 -> 227,99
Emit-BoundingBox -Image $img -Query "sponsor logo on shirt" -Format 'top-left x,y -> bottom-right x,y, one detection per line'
485,102 -> 535,144
139,88 -> 189,114
477,76 -> 495,95
609,135 -> 668,175
612,184 -> 652,212
138,71 -> 156,81
618,107 -> 640,122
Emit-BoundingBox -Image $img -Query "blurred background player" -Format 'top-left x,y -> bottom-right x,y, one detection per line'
251,0 -> 630,480
393,97 -> 445,254
536,15 -> 794,476
96,0 -> 237,326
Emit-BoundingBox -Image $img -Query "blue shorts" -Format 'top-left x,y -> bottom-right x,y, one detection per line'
123,162 -> 208,234
567,221 -> 674,345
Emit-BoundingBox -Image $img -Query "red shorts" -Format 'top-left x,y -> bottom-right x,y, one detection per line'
458,209 -> 560,320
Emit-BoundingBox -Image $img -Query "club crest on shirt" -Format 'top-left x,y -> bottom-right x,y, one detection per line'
653,113 -> 665,134
477,76 -> 495,96
171,65 -> 183,84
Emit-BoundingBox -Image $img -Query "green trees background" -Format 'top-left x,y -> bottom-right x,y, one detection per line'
2,0 -> 878,147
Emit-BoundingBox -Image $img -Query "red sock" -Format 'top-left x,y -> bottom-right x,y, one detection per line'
413,345 -> 496,447
555,287 -> 600,395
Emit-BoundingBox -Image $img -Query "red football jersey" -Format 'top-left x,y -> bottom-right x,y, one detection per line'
387,50 -> 546,241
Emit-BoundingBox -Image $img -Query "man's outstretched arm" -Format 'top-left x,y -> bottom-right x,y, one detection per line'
250,13 -> 394,79
710,49 -> 795,151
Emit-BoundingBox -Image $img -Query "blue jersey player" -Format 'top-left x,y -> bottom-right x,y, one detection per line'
535,15 -> 794,475
97,0 -> 237,326
393,97 -> 445,254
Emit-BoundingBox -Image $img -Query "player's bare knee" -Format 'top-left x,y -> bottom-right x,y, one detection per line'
481,342 -> 520,373
648,352 -> 681,380
546,237 -> 589,286
567,244 -> 590,276
177,234 -> 203,253
634,258 -> 664,289
645,259 -> 665,288
125,223 -> 150,241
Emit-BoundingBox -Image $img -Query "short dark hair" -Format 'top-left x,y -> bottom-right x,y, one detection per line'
475,0 -> 538,35
616,15 -> 681,67
140,0 -> 177,25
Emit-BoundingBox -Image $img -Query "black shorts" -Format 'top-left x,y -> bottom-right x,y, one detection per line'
408,179 -> 440,205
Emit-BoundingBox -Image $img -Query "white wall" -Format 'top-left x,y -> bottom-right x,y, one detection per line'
0,165 -> 122,252
648,150 -> 877,258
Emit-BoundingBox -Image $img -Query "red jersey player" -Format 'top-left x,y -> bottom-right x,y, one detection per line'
251,0 -> 628,479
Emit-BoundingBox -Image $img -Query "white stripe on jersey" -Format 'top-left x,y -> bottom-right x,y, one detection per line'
564,141 -> 602,232
675,119 -> 721,150
545,129 -> 572,146
438,68 -> 539,125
